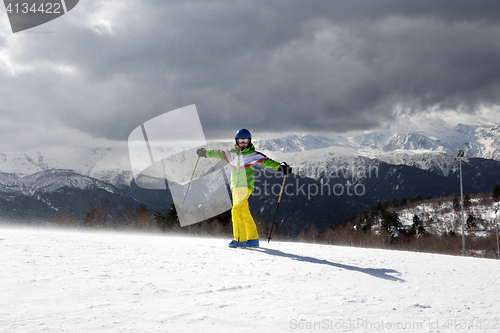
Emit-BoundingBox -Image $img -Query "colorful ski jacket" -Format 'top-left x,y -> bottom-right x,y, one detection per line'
206,144 -> 280,190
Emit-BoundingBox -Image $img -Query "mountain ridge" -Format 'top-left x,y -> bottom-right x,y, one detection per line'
1,124 -> 500,237
0,124 -> 499,187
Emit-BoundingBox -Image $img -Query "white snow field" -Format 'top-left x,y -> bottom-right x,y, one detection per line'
1,226 -> 500,333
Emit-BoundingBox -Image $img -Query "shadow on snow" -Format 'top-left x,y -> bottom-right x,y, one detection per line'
248,247 -> 406,283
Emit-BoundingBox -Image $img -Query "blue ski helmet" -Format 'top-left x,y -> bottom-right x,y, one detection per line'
235,128 -> 252,145
235,128 -> 251,139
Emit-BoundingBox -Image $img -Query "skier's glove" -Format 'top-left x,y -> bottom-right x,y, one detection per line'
196,148 -> 207,158
278,162 -> 292,175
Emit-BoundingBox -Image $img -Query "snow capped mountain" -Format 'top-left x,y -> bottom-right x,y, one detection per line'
0,124 -> 499,232
253,125 -> 500,174
452,124 -> 500,160
255,134 -> 338,152
0,124 -> 498,186
380,133 -> 451,152
0,148 -> 133,187
374,151 -> 458,177
0,169 -> 120,196
0,169 -> 139,221
252,125 -> 500,182
362,124 -> 500,160
346,132 -> 389,149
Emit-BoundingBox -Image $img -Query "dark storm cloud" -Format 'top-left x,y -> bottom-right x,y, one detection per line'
2,0 -> 500,149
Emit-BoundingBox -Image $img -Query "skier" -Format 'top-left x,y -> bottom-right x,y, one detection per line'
196,128 -> 292,248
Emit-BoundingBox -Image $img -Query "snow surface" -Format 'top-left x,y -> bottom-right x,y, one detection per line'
2,226 -> 500,332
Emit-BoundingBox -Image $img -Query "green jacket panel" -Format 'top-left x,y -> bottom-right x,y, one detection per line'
206,144 -> 280,190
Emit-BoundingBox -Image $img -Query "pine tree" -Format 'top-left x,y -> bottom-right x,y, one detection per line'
307,224 -> 319,240
464,194 -> 471,207
83,206 -> 104,228
126,203 -> 157,231
53,210 -> 78,228
411,214 -> 420,234
410,214 -> 426,236
83,199 -> 117,229
154,204 -> 179,231
493,185 -> 500,201
380,209 -> 401,243
466,214 -> 476,229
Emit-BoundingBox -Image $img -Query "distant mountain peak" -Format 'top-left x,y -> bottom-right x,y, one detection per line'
254,134 -> 338,152
0,124 -> 499,192
254,124 -> 500,161
380,132 -> 450,152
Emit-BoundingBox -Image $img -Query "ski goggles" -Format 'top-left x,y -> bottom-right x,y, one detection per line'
236,138 -> 250,144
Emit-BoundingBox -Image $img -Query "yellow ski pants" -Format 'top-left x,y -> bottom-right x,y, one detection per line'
231,187 -> 259,242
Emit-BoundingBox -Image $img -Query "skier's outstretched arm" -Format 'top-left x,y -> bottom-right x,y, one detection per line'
196,147 -> 229,163
260,158 -> 292,175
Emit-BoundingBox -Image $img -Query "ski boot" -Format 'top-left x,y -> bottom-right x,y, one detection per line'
228,240 -> 247,248
246,239 -> 259,247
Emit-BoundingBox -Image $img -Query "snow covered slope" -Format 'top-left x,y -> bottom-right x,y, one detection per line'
2,226 -> 500,333
391,199 -> 500,237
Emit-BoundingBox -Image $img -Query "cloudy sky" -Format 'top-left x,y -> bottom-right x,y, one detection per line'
1,0 -> 500,152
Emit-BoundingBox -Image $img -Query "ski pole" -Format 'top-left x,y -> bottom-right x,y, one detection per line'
267,174 -> 287,243
180,156 -> 200,210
